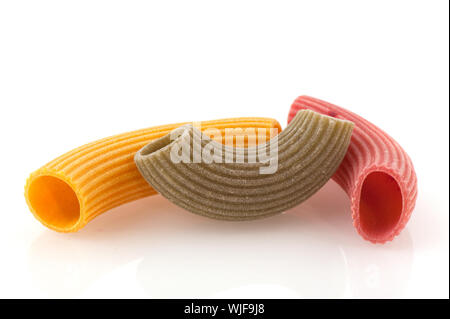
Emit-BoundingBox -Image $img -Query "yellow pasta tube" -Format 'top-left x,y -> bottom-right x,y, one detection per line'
25,118 -> 281,232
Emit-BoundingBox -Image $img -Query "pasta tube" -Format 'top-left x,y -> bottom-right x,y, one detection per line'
288,96 -> 418,243
134,110 -> 354,220
25,118 -> 281,232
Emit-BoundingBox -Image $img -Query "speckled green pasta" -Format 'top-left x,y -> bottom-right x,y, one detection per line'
135,110 -> 354,220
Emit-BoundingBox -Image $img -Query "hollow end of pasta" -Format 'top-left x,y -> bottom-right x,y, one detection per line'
138,129 -> 181,157
353,169 -> 404,244
25,171 -> 84,232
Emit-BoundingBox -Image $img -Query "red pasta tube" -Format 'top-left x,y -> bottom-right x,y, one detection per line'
288,96 -> 418,243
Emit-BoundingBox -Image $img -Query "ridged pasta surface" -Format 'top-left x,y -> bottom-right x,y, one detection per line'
135,110 -> 354,220
25,118 -> 281,232
288,96 -> 418,243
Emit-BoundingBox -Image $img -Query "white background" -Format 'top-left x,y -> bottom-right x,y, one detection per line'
0,0 -> 448,298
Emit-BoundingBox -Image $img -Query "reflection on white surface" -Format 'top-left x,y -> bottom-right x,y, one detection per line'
28,181 -> 413,298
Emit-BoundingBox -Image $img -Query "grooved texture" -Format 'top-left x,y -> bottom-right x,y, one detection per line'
288,96 -> 418,243
25,118 -> 281,232
135,110 -> 354,220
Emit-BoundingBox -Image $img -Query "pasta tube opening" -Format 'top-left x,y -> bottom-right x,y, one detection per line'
26,174 -> 81,231
358,171 -> 403,240
140,133 -> 174,156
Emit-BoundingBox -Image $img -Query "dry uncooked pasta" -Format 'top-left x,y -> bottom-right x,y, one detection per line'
288,96 -> 418,243
25,117 -> 281,232
134,110 -> 354,220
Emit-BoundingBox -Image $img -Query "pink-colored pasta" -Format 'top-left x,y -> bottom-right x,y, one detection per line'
288,96 -> 417,244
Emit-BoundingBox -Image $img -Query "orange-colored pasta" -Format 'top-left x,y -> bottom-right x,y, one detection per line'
25,118 -> 281,232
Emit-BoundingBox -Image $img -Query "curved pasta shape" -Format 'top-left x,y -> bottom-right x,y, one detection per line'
288,96 -> 418,243
135,110 -> 354,220
25,117 -> 281,232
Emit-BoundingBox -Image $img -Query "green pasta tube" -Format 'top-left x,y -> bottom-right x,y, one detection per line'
134,110 -> 354,220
